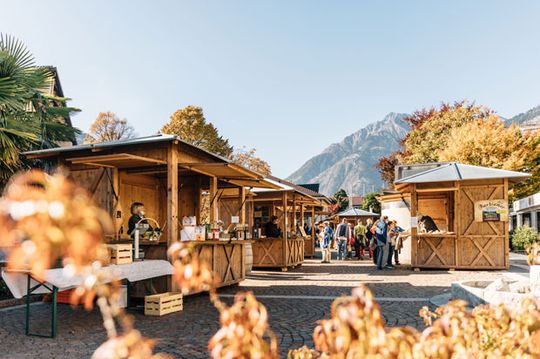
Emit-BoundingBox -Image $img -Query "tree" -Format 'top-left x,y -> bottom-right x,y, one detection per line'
84,112 -> 134,143
160,106 -> 233,157
361,192 -> 381,214
401,101 -> 491,164
331,188 -> 349,213
231,147 -> 271,176
0,33 -> 79,183
439,116 -> 540,199
376,101 -> 539,199
376,152 -> 399,188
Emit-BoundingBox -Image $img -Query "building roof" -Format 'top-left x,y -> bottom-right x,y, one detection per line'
350,196 -> 364,207
395,162 -> 530,184
251,175 -> 331,204
23,134 -> 228,163
335,208 -> 379,217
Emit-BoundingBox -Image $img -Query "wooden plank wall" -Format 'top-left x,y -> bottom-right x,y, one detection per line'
457,179 -> 507,269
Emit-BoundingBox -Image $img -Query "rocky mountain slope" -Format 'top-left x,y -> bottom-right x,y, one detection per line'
505,105 -> 540,126
287,112 -> 409,196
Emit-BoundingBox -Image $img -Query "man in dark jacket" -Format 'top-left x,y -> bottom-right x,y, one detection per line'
264,215 -> 282,238
375,216 -> 389,270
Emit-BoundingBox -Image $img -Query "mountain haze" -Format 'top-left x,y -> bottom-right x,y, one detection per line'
287,113 -> 409,196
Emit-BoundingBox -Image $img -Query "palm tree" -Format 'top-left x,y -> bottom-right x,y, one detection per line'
0,33 -> 80,183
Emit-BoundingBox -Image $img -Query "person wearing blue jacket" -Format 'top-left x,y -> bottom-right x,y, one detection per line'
375,216 -> 389,270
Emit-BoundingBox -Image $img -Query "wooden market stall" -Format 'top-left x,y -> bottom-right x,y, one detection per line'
382,162 -> 529,270
248,177 -> 329,270
24,134 -> 278,294
332,208 -> 378,225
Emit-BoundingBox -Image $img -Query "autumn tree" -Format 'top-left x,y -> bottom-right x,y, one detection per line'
376,101 -> 539,199
330,188 -> 349,213
439,116 -> 540,199
377,102 -> 495,188
231,147 -> 271,176
84,112 -> 134,143
361,192 -> 381,214
160,106 -> 233,157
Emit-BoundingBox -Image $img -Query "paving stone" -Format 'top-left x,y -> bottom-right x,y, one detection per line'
0,257 -> 507,358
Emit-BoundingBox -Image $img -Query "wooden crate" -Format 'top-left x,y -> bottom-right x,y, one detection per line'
107,243 -> 133,265
144,292 -> 183,316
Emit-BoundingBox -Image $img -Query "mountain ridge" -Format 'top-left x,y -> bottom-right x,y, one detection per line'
287,112 -> 409,196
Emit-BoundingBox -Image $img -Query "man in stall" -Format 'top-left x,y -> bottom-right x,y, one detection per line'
128,202 -> 152,238
264,215 -> 282,238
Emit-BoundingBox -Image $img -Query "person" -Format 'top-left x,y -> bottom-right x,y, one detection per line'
367,218 -> 378,264
346,223 -> 355,259
375,216 -> 389,270
128,202 -> 152,238
354,219 -> 367,260
321,222 -> 333,263
264,215 -> 282,238
389,220 -> 406,265
335,218 -> 350,261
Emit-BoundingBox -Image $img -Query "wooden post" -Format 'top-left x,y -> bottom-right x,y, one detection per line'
410,184 -> 418,268
240,187 -> 246,225
454,181 -> 460,267
300,203 -> 305,228
167,144 -> 179,245
292,194 -> 297,236
282,191 -> 288,240
503,178 -> 509,269
311,206 -> 316,242
209,176 -> 218,224
111,168 -> 121,239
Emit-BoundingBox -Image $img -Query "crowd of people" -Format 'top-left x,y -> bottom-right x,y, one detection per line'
317,216 -> 406,269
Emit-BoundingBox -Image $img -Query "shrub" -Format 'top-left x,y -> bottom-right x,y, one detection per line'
511,226 -> 539,250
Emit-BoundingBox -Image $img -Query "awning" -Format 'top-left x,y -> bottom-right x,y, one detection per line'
179,163 -> 281,190
67,153 -> 166,168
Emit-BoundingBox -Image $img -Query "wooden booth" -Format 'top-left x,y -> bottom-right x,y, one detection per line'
248,177 -> 329,270
24,134 -> 278,295
382,162 -> 529,270
332,208 -> 378,225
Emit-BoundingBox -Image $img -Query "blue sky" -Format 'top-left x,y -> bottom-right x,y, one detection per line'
2,1 -> 540,177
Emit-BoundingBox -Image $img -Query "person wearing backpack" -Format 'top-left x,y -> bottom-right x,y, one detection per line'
335,218 -> 350,261
375,216 -> 389,270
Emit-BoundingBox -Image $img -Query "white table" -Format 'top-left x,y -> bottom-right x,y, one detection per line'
1,260 -> 173,338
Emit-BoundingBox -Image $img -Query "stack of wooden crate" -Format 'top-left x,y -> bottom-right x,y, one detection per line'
144,292 -> 183,316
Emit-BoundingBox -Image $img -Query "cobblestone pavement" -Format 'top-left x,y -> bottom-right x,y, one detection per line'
0,255 -> 512,359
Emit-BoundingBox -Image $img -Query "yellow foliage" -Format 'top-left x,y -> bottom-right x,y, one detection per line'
161,106 -> 233,157
231,147 -> 271,176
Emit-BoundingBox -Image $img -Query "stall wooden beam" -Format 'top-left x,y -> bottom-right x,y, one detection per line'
240,187 -> 246,225
167,144 -> 179,245
209,176 -> 218,224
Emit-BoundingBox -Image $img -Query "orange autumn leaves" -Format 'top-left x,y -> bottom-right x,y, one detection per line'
289,286 -> 540,359
0,170 -> 112,280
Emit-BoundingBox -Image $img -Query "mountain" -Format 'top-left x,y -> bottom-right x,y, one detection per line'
505,105 -> 540,127
287,112 -> 409,196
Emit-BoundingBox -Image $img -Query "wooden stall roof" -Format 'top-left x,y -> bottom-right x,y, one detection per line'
23,134 -> 278,189
67,153 -> 167,168
179,162 -> 281,190
251,175 -> 331,205
395,162 -> 530,185
333,208 -> 379,218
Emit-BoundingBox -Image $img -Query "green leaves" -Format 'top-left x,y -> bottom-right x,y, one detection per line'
0,33 -> 80,186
